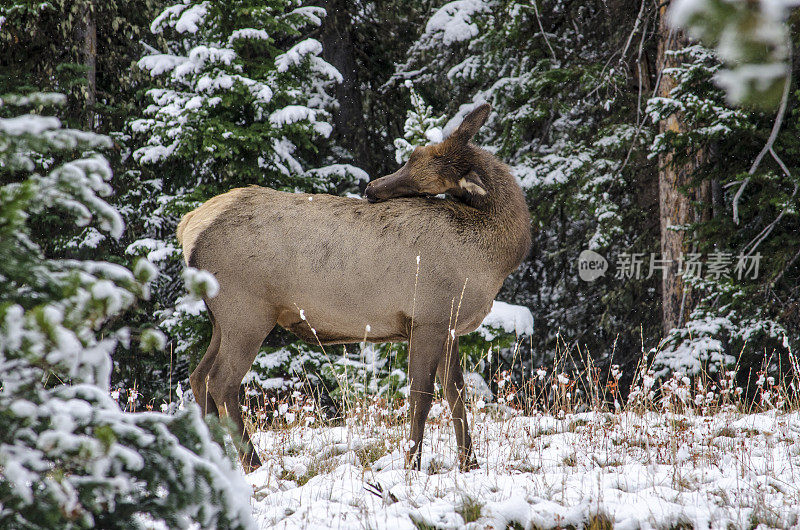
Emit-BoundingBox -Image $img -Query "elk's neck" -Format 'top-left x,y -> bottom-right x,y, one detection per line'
461,154 -> 531,274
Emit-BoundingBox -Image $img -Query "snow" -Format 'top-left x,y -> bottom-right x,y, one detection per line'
424,127 -> 443,143
464,371 -> 493,400
55,156 -> 123,238
133,137 -> 178,165
9,399 -> 37,418
269,105 -> 317,127
229,28 -> 270,43
0,114 -> 60,135
182,267 -> 219,299
182,46 -> 236,76
310,55 -> 344,83
248,81 -> 273,103
73,227 -> 105,249
425,0 -> 489,46
306,164 -> 370,183
126,237 -> 179,263
715,63 -> 787,103
652,312 -> 782,377
275,39 -> 323,72
150,2 -> 188,34
0,92 -> 66,107
477,300 -> 534,340
139,45 -> 237,84
287,6 -> 327,27
513,152 -> 593,188
174,3 -> 208,34
138,54 -> 187,76
247,410 -> 800,529
168,296 -> 206,319
92,280 -> 127,316
272,138 -> 304,175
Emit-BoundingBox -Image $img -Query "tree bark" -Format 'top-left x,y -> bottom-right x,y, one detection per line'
656,8 -> 709,335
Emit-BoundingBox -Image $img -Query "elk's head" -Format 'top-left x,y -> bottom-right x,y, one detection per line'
364,103 -> 491,203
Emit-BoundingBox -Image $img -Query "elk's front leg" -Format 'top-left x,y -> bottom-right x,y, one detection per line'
406,326 -> 445,470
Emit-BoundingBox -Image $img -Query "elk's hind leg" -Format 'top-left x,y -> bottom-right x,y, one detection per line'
437,336 -> 478,471
207,305 -> 275,472
189,303 -> 221,417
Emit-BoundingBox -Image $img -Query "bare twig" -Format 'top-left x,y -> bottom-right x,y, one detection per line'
732,44 -> 793,225
619,0 -> 648,68
587,0 -> 649,100
618,23 -> 673,175
532,0 -> 557,63
742,182 -> 798,257
139,40 -> 160,55
739,81 -> 797,258
774,245 -> 800,286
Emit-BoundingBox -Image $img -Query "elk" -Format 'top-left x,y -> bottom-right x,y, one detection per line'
177,104 -> 531,472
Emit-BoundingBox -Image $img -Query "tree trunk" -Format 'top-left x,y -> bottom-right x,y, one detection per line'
319,0 -> 369,175
83,1 -> 97,130
656,9 -> 709,335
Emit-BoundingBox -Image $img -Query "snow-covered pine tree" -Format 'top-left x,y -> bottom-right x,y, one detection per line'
130,0 -> 363,192
122,0 -> 370,400
0,93 -> 255,529
393,81 -> 447,163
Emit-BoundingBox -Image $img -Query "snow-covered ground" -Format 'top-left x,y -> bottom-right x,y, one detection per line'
246,407 -> 800,529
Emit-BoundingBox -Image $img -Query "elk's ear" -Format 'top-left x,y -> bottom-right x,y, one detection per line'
451,103 -> 491,145
458,170 -> 487,196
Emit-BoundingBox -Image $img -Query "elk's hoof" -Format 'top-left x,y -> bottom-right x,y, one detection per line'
242,452 -> 263,473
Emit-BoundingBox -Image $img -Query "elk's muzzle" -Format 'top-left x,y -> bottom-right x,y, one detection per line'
364,168 -> 420,203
